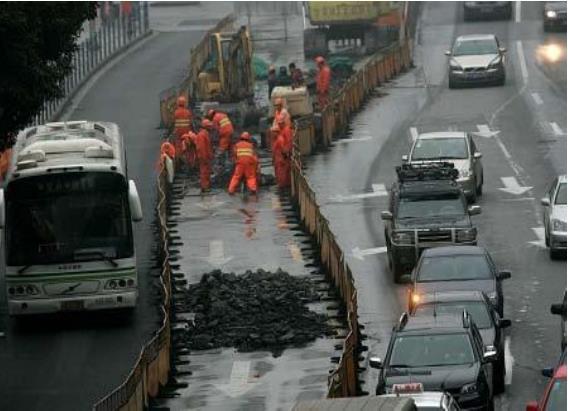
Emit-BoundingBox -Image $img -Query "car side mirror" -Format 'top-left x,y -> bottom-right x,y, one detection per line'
0,188 -> 5,228
369,356 -> 383,369
381,211 -> 393,221
483,345 -> 497,361
444,50 -> 451,56
541,367 -> 554,378
551,303 -> 566,316
473,152 -> 482,159
541,197 -> 551,207
499,319 -> 512,328
499,47 -> 507,54
526,401 -> 539,411
129,180 -> 143,222
468,205 -> 481,215
401,154 -> 409,162
497,270 -> 512,280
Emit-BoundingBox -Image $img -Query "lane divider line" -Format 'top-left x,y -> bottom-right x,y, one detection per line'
516,40 -> 528,84
531,92 -> 543,106
550,122 -> 564,136
505,336 -> 514,385
515,0 -> 521,23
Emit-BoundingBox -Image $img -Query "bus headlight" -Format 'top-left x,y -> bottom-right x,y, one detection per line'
393,231 -> 414,244
105,278 -> 136,290
457,228 -> 477,242
546,10 -> 557,19
10,284 -> 40,296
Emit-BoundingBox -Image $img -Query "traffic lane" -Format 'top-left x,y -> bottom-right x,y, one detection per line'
0,31 -> 203,411
158,181 -> 339,410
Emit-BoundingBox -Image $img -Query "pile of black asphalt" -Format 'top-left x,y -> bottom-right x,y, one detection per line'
178,269 -> 332,355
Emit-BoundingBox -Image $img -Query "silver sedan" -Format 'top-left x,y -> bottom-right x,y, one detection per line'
542,175 -> 567,259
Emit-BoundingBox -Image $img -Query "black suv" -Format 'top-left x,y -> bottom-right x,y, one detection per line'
410,290 -> 511,394
370,312 -> 496,410
381,163 -> 481,283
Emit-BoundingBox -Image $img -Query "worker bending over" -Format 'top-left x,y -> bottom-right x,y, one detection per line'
184,121 -> 214,193
228,132 -> 258,195
207,109 -> 234,154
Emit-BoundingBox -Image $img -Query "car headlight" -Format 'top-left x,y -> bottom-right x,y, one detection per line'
461,382 -> 478,394
552,219 -> 567,232
547,10 -> 557,18
450,59 -> 462,71
487,291 -> 498,305
488,57 -> 502,69
392,231 -> 414,244
459,168 -> 472,178
457,227 -> 477,242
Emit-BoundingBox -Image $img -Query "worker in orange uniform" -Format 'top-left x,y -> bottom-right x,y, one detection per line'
207,109 -> 234,154
272,97 -> 291,129
272,118 -> 293,189
315,56 -> 331,108
228,132 -> 258,195
173,96 -> 192,166
189,121 -> 214,192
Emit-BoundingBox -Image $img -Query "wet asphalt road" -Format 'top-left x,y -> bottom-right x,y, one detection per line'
0,4 -> 232,410
306,2 -> 566,409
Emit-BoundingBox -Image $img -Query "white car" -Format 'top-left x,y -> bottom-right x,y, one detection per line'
403,132 -> 484,202
542,175 -> 567,259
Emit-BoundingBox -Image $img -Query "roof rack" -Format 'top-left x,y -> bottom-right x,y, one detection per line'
396,162 -> 458,183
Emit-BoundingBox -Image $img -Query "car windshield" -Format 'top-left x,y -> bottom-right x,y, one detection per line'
397,195 -> 466,219
415,301 -> 493,329
555,183 -> 567,205
6,172 -> 134,266
544,379 -> 566,410
453,38 -> 498,56
417,255 -> 493,281
390,333 -> 474,367
412,138 -> 468,160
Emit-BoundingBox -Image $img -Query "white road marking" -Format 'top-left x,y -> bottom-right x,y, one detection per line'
351,246 -> 388,261
216,361 -> 258,398
531,92 -> 543,105
515,0 -> 521,23
410,127 -> 419,141
205,240 -> 233,267
337,136 -> 372,143
498,176 -> 532,196
495,138 -> 512,160
516,41 -> 528,84
500,197 -> 535,202
505,336 -> 514,385
330,183 -> 388,202
529,227 -> 546,248
474,124 -> 500,138
550,122 -> 565,136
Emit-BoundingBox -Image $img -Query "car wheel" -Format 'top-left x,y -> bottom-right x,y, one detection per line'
488,398 -> 495,411
497,72 -> 506,86
545,226 -> 550,247
469,178 -> 478,203
476,176 -> 483,196
449,77 -> 457,89
550,248 -> 564,260
494,354 -> 506,394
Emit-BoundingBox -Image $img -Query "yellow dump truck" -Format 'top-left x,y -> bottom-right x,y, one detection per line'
304,1 -> 401,56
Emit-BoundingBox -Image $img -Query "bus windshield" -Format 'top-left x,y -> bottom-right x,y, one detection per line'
6,172 -> 133,267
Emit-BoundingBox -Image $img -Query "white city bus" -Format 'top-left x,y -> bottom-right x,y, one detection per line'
0,121 -> 143,315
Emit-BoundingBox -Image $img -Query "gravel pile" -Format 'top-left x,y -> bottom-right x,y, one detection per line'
182,269 -> 331,354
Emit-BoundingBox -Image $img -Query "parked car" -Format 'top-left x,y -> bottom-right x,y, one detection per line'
408,246 -> 511,316
551,290 -> 567,350
543,2 -> 567,32
371,312 -> 496,410
464,2 -> 512,21
526,364 -> 566,411
446,34 -> 507,88
381,389 -> 461,410
403,132 -> 483,202
410,290 -> 511,394
542,175 -> 567,259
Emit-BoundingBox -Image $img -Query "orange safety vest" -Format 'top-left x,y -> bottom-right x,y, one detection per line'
213,112 -> 233,133
233,141 -> 257,162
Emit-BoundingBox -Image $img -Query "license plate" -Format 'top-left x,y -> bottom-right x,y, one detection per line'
468,72 -> 483,79
61,300 -> 84,311
481,7 -> 493,13
392,382 -> 424,393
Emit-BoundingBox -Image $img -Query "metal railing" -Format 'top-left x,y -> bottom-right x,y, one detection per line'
33,3 -> 150,125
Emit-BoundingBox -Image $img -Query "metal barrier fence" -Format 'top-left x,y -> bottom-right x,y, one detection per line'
33,5 -> 150,125
93,158 -> 173,411
290,36 -> 413,398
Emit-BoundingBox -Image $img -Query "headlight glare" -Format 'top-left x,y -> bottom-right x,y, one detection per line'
552,219 -> 567,232
461,382 -> 478,394
547,10 -> 557,18
488,57 -> 501,68
450,59 -> 462,70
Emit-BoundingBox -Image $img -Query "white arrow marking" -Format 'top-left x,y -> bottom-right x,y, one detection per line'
351,246 -> 388,261
550,122 -> 565,136
529,227 -> 546,248
505,336 -> 514,385
204,240 -> 233,267
474,124 -> 500,138
517,41 -> 528,84
337,136 -> 372,143
410,127 -> 419,141
216,361 -> 258,398
498,176 -> 532,196
531,92 -> 543,106
330,184 -> 388,202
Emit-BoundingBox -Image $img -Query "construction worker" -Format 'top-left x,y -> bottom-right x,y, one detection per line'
160,140 -> 176,161
272,118 -> 292,189
159,140 -> 176,182
272,97 -> 291,129
268,65 -> 277,99
289,62 -> 304,89
228,132 -> 258,195
315,56 -> 331,108
173,96 -> 192,166
207,109 -> 234,154
185,127 -> 214,192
